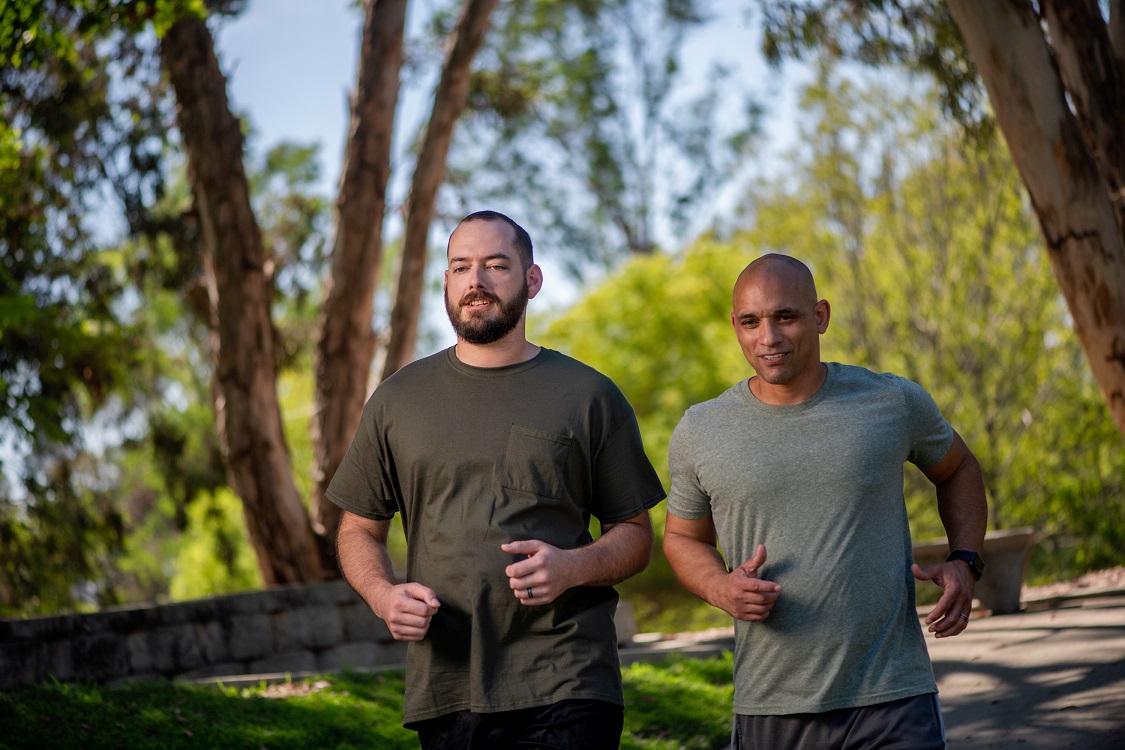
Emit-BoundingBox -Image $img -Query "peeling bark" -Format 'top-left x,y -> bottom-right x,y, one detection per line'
1041,0 -> 1125,228
311,0 -> 407,571
947,0 -> 1125,433
381,0 -> 500,381
161,17 -> 323,585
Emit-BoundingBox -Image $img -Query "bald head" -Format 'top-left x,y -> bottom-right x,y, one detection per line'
730,253 -> 830,403
733,253 -> 819,309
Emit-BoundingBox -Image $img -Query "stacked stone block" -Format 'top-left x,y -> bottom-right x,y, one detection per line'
0,580 -> 403,691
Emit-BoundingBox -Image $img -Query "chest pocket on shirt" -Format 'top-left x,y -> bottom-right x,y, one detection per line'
501,425 -> 574,500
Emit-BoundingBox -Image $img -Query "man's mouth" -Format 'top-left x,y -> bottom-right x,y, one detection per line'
760,353 -> 787,362
461,293 -> 499,310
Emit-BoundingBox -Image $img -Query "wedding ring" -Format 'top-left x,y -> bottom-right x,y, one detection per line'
959,614 -> 969,621
527,588 -> 534,598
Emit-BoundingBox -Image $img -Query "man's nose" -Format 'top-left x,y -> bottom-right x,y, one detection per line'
759,319 -> 783,344
466,264 -> 487,288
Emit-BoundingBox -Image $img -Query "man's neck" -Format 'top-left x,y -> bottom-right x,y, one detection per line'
749,362 -> 828,405
454,335 -> 540,368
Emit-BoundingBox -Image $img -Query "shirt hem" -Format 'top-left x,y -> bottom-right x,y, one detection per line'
733,684 -> 937,716
403,689 -> 624,726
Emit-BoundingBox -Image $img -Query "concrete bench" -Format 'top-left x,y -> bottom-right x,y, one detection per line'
912,527 -> 1036,615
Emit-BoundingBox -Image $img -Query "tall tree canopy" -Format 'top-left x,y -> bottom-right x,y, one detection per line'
0,0 -> 502,607
1,0 -> 183,613
756,0 -> 1125,436
449,0 -> 760,269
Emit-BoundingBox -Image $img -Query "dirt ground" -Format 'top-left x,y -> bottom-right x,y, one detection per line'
1021,565 -> 1125,601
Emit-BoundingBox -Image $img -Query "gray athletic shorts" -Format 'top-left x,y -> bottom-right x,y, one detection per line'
732,693 -> 945,750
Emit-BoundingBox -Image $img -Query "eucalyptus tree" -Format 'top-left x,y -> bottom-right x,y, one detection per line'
755,0 -> 1125,436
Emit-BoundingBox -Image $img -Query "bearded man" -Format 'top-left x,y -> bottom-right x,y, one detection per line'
328,210 -> 665,750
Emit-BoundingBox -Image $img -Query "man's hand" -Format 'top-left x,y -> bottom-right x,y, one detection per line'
502,539 -> 576,605
720,543 -> 781,621
912,561 -> 974,638
376,582 -> 441,641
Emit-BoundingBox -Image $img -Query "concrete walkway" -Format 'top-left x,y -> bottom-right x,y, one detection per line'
621,591 -> 1125,749
931,593 -> 1125,749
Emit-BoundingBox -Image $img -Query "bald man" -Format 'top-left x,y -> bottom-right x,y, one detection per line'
663,254 -> 987,749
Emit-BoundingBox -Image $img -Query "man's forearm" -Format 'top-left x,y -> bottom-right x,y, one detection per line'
663,532 -> 731,609
937,452 -> 988,552
336,515 -> 398,619
569,513 -> 654,588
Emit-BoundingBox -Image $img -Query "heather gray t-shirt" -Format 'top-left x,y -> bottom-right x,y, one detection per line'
327,347 -> 665,725
667,363 -> 954,715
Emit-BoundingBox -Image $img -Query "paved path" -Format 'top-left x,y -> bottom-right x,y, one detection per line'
931,593 -> 1125,749
622,592 -> 1125,749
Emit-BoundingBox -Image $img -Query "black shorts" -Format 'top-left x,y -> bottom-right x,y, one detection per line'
411,698 -> 624,750
732,693 -> 946,750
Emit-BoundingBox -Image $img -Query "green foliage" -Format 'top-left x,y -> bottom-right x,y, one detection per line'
0,0 -> 177,614
0,659 -> 736,750
622,654 -> 735,750
0,458 -> 127,616
0,671 -> 417,749
169,487 -> 262,600
757,0 -> 992,138
0,0 -> 331,614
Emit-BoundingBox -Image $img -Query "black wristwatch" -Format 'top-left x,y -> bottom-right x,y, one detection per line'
946,550 -> 985,580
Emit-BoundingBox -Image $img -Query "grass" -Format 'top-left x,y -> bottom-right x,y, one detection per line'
0,654 -> 735,750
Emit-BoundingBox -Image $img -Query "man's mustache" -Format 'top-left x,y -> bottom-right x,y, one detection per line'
459,291 -> 501,307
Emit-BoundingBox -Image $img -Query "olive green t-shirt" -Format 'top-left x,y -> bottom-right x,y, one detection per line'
327,347 -> 665,724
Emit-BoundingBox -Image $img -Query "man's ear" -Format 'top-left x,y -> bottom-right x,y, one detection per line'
815,299 -> 831,333
527,264 -> 544,299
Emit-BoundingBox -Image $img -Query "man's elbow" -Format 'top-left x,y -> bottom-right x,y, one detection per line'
625,522 -> 654,575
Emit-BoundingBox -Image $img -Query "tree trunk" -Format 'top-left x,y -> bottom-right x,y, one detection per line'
381,0 -> 500,380
1110,0 -> 1125,71
946,0 -> 1125,435
161,18 -> 323,585
311,0 -> 407,571
1041,0 -> 1125,230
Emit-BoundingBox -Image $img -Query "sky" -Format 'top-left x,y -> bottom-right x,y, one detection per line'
212,0 -> 792,196
210,0 -> 802,348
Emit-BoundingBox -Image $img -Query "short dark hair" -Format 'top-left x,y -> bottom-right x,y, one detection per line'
457,210 -> 534,269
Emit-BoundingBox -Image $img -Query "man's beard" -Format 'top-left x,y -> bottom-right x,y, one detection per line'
445,283 -> 529,345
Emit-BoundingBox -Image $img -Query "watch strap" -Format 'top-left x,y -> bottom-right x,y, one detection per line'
946,549 -> 985,580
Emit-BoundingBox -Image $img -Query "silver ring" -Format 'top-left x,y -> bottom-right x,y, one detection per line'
527,588 -> 534,598
958,614 -> 969,621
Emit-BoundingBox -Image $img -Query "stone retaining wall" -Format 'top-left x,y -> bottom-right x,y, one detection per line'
0,580 -> 402,691
0,582 -> 637,692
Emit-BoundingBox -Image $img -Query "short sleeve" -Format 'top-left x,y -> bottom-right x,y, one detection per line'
666,411 -> 713,520
325,394 -> 399,521
900,378 -> 954,470
590,392 -> 666,524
